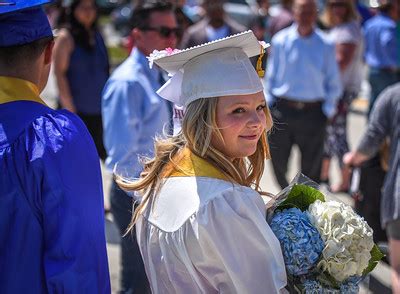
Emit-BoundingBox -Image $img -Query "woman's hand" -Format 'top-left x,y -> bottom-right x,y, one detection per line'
343,151 -> 369,167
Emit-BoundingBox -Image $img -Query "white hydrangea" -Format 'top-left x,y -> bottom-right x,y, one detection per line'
307,200 -> 374,282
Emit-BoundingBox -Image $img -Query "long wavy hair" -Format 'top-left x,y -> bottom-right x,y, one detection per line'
117,97 -> 273,233
58,0 -> 98,51
320,0 -> 359,27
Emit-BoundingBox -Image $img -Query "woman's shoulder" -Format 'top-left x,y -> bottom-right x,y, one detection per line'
341,20 -> 361,33
55,28 -> 74,49
57,28 -> 72,39
142,176 -> 263,233
331,20 -> 361,41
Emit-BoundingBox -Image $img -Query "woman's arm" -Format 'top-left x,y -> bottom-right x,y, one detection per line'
343,87 -> 393,167
53,29 -> 76,113
336,42 -> 356,72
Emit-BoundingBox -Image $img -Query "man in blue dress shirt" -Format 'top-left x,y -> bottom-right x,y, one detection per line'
364,0 -> 399,115
0,1 -> 110,293
102,1 -> 177,293
265,0 -> 342,189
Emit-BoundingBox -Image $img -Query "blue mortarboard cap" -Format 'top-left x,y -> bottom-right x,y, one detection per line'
0,0 -> 53,47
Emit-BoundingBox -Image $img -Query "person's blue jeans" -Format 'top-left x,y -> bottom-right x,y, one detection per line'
368,69 -> 399,116
110,180 -> 150,294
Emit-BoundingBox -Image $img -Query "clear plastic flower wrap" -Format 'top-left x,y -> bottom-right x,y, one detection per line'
267,173 -> 384,293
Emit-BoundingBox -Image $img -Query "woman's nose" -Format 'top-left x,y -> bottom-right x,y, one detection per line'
248,111 -> 264,128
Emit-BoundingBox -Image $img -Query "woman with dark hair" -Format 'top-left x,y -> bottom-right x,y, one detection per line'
54,0 -> 109,161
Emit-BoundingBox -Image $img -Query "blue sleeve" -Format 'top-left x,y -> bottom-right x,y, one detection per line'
102,78 -> 145,173
30,112 -> 110,293
323,43 -> 343,118
362,28 -> 368,61
380,26 -> 398,67
357,87 -> 392,157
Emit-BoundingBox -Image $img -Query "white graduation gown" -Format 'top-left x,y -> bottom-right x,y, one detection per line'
136,152 -> 287,294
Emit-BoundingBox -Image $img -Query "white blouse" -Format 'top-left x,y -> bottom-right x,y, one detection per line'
328,20 -> 363,93
136,176 -> 287,293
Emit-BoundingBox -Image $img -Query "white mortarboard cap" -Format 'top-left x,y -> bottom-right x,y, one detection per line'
148,30 -> 269,107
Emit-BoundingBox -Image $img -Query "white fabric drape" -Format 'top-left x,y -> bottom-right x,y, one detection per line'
137,177 -> 287,294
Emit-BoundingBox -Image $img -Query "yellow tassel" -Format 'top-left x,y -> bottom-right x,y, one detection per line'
256,45 -> 265,78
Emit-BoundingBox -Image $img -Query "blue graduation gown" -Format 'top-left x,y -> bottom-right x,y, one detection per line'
0,77 -> 111,293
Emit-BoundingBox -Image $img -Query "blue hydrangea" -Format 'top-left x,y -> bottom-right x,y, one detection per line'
270,208 -> 324,276
302,279 -> 323,293
339,276 -> 361,293
299,276 -> 361,293
323,288 -> 340,293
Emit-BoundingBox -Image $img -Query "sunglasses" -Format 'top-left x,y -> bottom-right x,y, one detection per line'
140,26 -> 182,38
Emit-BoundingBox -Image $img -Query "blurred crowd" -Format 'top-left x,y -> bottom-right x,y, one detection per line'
41,0 -> 399,292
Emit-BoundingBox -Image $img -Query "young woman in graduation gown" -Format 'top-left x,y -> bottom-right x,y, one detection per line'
117,32 -> 287,293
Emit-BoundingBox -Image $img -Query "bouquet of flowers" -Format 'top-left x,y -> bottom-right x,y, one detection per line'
267,174 -> 384,293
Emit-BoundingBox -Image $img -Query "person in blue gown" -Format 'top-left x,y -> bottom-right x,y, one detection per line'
0,1 -> 111,293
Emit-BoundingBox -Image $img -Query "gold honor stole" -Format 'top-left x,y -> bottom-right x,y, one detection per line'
0,76 -> 46,105
162,148 -> 229,181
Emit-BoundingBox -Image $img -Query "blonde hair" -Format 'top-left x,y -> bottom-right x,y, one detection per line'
320,0 -> 359,27
117,97 -> 273,233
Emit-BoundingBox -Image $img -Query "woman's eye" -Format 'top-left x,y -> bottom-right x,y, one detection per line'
257,104 -> 267,111
232,107 -> 246,114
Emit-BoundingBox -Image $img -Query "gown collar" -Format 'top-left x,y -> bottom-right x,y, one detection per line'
0,76 -> 46,106
162,147 -> 229,181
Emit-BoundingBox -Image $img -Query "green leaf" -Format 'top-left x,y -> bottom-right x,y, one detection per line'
285,275 -> 303,293
277,184 -> 326,211
318,272 -> 340,289
363,244 -> 385,276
